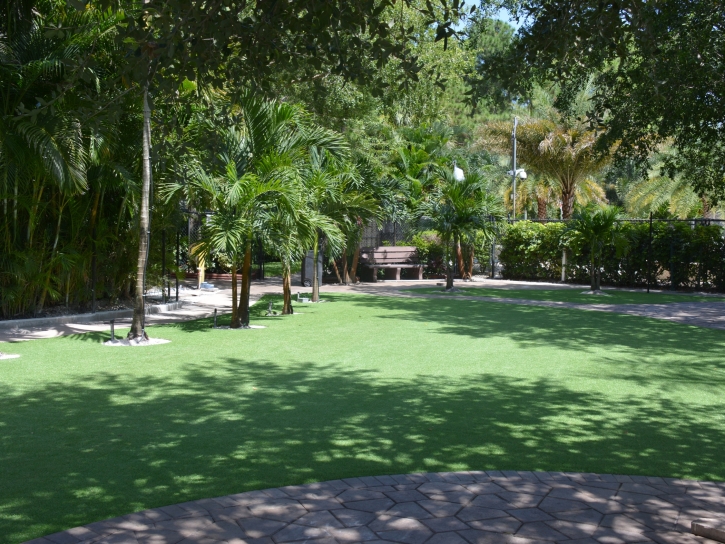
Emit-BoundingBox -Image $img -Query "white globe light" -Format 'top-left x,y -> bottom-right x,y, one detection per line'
453,165 -> 465,181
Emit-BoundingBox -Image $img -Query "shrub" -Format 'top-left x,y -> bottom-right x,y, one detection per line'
497,220 -> 725,291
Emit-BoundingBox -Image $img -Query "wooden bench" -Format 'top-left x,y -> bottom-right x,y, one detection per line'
359,246 -> 424,282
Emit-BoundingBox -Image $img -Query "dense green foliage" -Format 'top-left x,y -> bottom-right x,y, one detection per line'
497,0 -> 725,199
498,220 -> 725,290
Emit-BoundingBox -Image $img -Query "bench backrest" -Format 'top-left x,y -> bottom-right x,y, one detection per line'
360,246 -> 419,265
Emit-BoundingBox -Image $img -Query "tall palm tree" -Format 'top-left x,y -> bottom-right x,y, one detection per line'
301,150 -> 379,301
480,119 -> 612,218
417,168 -> 503,290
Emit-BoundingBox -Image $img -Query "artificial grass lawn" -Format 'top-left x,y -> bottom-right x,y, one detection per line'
2,293 -> 725,542
406,286 -> 725,304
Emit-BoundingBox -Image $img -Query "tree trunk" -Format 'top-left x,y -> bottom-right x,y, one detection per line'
466,246 -> 475,279
590,250 -> 597,291
455,235 -> 465,279
282,265 -> 293,314
128,87 -> 152,340
341,245 -> 349,285
311,233 -> 320,302
537,197 -> 547,219
239,238 -> 252,327
445,237 -> 454,290
230,261 -> 240,328
561,185 -> 576,219
348,245 -> 360,283
332,258 -> 343,284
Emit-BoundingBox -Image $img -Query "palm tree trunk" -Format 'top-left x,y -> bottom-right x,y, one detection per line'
331,258 -> 343,284
282,264 -> 293,314
311,232 -> 320,302
230,260 -> 239,328
466,246 -> 475,279
455,235 -> 465,279
561,184 -> 576,219
239,238 -> 252,327
348,245 -> 360,284
590,250 -> 597,291
129,87 -> 152,340
342,245 -> 349,284
537,197 -> 547,219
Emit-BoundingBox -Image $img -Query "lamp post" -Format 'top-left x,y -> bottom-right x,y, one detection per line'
509,118 -> 527,219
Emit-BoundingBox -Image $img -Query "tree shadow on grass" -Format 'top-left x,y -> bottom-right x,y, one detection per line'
349,294 -> 725,373
1,357 -> 724,543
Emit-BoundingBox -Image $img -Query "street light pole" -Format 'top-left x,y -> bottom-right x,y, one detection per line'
511,117 -> 518,220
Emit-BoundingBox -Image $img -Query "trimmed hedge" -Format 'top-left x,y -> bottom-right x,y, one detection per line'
497,220 -> 725,291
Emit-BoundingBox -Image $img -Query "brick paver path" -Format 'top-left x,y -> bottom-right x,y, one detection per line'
28,471 -> 725,544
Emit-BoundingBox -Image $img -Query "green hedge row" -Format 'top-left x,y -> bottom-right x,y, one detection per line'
497,221 -> 725,291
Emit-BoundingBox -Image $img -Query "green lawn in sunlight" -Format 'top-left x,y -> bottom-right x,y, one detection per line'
405,286 -> 725,304
1,293 -> 724,542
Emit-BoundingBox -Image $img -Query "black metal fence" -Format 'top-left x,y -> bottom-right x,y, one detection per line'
361,221 -> 415,247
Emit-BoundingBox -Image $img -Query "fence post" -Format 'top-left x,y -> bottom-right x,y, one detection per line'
175,230 -> 180,301
161,229 -> 166,303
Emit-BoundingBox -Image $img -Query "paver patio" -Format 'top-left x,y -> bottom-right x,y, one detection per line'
29,471 -> 724,544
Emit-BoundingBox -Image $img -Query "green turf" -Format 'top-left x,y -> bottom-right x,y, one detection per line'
1,293 -> 725,542
263,261 -> 284,277
405,286 -> 725,304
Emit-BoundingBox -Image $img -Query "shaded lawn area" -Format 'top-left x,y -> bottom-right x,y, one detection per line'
1,293 -> 725,542
405,286 -> 725,304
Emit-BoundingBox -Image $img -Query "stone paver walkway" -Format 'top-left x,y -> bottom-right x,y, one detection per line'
29,471 -> 725,544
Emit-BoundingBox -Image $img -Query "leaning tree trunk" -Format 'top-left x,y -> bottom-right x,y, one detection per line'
230,260 -> 239,328
239,238 -> 252,327
128,87 -> 152,340
282,264 -> 293,314
311,233 -> 320,302
331,258 -> 343,284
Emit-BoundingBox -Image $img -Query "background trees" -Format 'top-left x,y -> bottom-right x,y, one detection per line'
492,0 -> 725,199
2,0 -> 722,319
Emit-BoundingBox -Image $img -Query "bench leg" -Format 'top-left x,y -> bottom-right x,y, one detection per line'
384,268 -> 400,280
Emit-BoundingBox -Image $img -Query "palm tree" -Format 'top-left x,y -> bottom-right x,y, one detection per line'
301,150 -> 379,301
480,119 -> 612,218
417,168 -> 503,290
567,204 -> 626,291
266,208 -> 343,314
164,97 -> 347,324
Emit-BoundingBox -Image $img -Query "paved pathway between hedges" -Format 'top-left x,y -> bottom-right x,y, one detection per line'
28,471 -> 725,544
